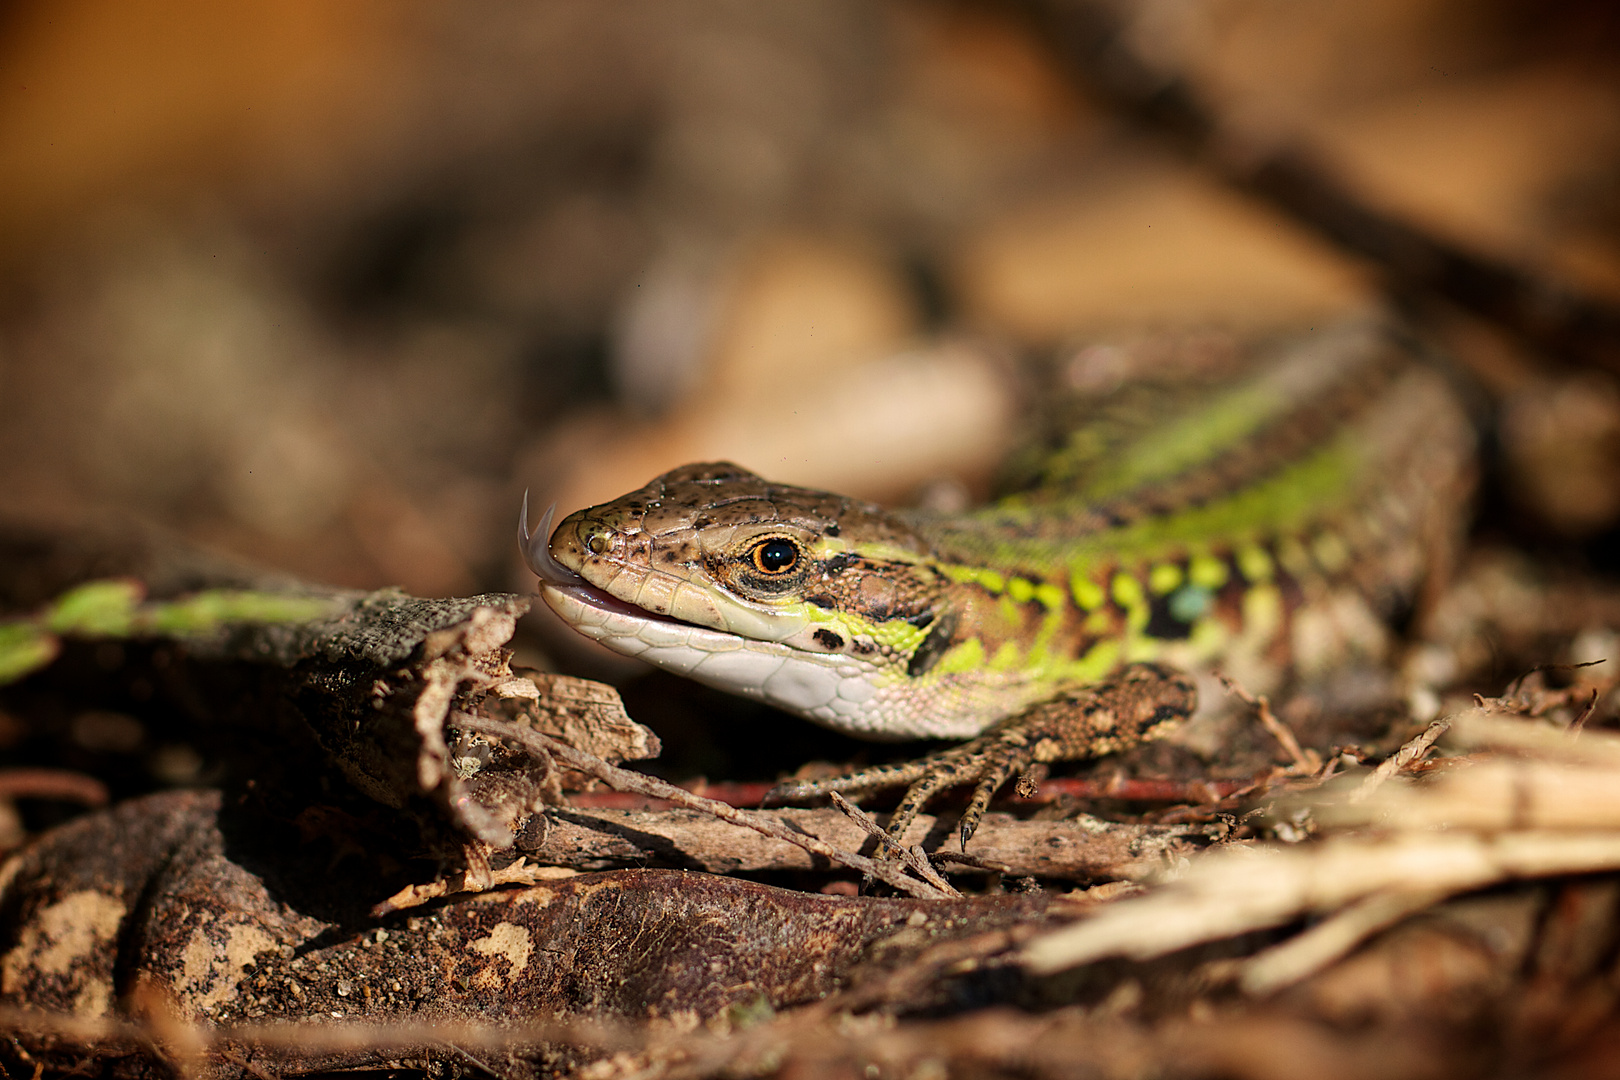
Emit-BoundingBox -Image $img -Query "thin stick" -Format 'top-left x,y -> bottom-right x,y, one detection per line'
1351,717 -> 1451,802
454,715 -> 953,899
827,791 -> 961,897
1218,674 -> 1314,772
1571,688 -> 1601,734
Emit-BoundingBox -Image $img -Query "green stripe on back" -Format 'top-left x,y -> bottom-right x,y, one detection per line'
929,434 -> 1360,578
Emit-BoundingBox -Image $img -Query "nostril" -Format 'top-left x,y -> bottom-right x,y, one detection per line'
585,529 -> 611,556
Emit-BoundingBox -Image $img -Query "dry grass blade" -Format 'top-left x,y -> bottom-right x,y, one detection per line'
1021,831 -> 1620,974
1027,704 -> 1620,977
1446,706 -> 1620,765
1321,757 -> 1620,830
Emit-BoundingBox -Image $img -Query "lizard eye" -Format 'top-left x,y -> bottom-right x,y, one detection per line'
751,538 -> 800,575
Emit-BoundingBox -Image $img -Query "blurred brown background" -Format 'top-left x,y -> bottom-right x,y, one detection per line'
1,0 -> 1618,609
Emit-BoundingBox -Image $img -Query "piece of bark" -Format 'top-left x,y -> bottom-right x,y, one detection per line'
531,806 -> 1217,880
0,515 -> 566,851
0,791 -> 1058,1079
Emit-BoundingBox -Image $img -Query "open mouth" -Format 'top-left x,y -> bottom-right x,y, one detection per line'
519,494 -> 690,628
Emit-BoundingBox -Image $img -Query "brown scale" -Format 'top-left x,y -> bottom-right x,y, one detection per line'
798,555 -> 944,634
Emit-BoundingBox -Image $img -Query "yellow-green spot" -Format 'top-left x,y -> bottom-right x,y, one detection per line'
1028,602 -> 1066,659
866,618 -> 928,654
988,641 -> 1024,672
0,622 -> 60,686
1111,572 -> 1145,611
1237,544 -> 1273,583
1188,552 -> 1229,590
1313,531 -> 1351,574
933,637 -> 986,676
1034,583 -> 1064,611
1083,608 -> 1114,634
943,565 -> 1005,594
1124,634 -> 1165,663
1241,584 -> 1284,648
1006,577 -> 1035,603
1148,562 -> 1182,595
1111,573 -> 1150,634
1063,638 -> 1119,682
44,579 -> 142,636
1186,615 -> 1230,658
1276,536 -> 1312,580
1069,572 -> 1105,611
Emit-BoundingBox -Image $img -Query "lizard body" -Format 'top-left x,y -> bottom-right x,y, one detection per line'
522,318 -> 1473,843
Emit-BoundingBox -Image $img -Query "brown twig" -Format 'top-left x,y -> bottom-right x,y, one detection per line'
565,774 -> 1250,810
1218,674 -> 1317,773
827,791 -> 961,897
0,768 -> 109,807
1351,717 -> 1452,802
453,714 -> 954,899
501,805 -> 1217,881
1571,688 -> 1602,734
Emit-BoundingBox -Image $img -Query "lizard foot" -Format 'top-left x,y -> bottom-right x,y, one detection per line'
767,663 -> 1196,849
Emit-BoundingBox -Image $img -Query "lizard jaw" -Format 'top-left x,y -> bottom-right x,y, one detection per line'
538,580 -> 892,731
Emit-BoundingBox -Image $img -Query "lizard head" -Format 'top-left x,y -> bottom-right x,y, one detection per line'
522,462 -> 963,737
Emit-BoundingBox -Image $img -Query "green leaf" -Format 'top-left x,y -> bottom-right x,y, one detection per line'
0,622 -> 60,685
142,590 -> 344,635
43,579 -> 143,636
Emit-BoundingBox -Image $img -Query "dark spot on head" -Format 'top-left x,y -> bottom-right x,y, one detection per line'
906,611 -> 958,677
661,551 -> 680,564
823,554 -> 849,574
905,611 -> 935,629
804,593 -> 836,609
812,629 -> 844,650
853,640 -> 875,655
691,516 -> 712,529
825,522 -> 840,537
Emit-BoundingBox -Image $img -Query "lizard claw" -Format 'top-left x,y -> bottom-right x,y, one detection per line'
769,663 -> 1197,849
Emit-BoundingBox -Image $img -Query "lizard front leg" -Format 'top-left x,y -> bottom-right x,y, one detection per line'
768,662 -> 1198,849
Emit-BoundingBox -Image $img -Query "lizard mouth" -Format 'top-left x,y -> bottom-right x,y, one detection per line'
518,493 -> 690,629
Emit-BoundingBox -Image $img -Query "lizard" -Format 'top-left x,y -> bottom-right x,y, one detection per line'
519,317 -> 1475,848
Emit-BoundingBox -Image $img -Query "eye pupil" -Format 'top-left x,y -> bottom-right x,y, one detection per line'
754,539 -> 798,574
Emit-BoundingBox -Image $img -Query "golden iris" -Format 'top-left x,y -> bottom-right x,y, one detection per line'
752,539 -> 799,574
